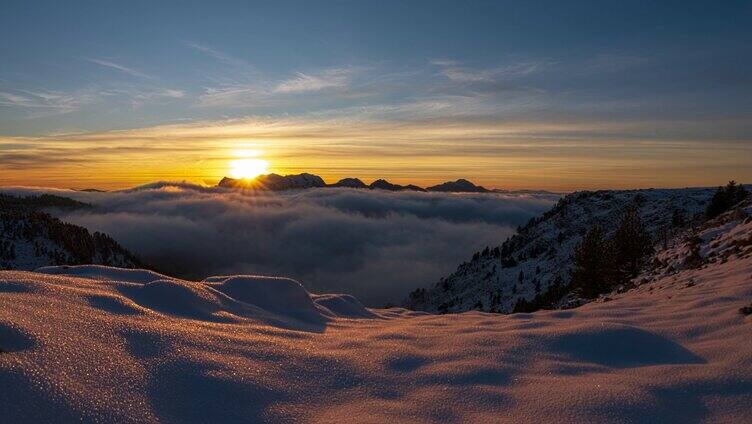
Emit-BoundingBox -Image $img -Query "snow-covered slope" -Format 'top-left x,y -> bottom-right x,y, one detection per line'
0,194 -> 141,271
1,209 -> 751,422
406,188 -> 715,313
639,197 -> 752,283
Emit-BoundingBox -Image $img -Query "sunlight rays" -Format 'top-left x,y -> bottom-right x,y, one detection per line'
229,158 -> 269,180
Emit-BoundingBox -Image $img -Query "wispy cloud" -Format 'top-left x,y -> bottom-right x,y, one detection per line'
430,59 -> 459,67
194,67 -> 356,107
435,61 -> 550,83
0,91 -> 37,107
130,88 -> 185,108
85,58 -> 153,79
184,42 -> 247,67
0,89 -> 95,116
275,68 -> 353,93
440,68 -> 497,83
195,84 -> 262,107
0,81 -> 186,118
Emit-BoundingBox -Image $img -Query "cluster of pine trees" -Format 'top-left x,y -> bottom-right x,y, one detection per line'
705,181 -> 749,219
568,181 -> 749,300
511,275 -> 569,313
513,205 -> 655,312
0,239 -> 15,261
569,207 -> 653,299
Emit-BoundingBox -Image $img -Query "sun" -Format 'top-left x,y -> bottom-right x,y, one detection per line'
229,158 -> 269,179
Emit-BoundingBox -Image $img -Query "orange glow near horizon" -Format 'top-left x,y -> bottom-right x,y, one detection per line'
229,158 -> 269,180
1,117 -> 750,192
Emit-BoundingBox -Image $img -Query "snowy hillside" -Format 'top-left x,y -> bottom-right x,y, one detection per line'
0,194 -> 142,271
406,187 -> 717,313
640,197 -> 752,283
1,206 -> 751,422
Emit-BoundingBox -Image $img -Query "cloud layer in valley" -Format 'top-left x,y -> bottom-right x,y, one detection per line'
6,184 -> 557,305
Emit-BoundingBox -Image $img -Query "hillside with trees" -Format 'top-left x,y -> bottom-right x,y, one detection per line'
0,193 -> 143,270
405,184 -> 749,313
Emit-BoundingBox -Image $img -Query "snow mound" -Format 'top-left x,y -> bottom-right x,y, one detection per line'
121,279 -> 234,322
0,321 -> 35,353
207,275 -> 325,323
31,268 -> 380,330
312,293 -> 377,318
85,294 -> 145,316
30,267 -> 378,330
545,323 -> 704,368
35,264 -> 168,284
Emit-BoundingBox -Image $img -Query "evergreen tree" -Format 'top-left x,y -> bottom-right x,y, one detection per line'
512,275 -> 571,313
706,186 -> 729,219
671,208 -> 686,227
611,207 -> 653,282
570,225 -> 613,298
705,181 -> 749,219
512,297 -> 534,313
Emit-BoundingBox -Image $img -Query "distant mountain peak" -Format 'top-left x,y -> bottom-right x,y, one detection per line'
218,173 -> 494,193
218,173 -> 326,191
427,179 -> 489,193
331,178 -> 367,188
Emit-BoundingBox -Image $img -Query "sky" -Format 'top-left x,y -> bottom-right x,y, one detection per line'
1,0 -> 751,190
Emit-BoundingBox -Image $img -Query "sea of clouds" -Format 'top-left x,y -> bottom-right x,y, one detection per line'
7,183 -> 558,306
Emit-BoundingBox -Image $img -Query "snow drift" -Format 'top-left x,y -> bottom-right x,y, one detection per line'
31,265 -> 374,331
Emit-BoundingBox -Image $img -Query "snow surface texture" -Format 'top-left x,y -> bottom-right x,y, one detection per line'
1,209 -> 751,423
408,187 -> 716,313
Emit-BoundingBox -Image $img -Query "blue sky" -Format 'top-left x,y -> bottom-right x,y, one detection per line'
1,1 -> 751,189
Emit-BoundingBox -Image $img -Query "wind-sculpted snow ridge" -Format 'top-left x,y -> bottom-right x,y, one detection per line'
29,265 -> 376,331
2,214 -> 752,422
406,187 -> 717,313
